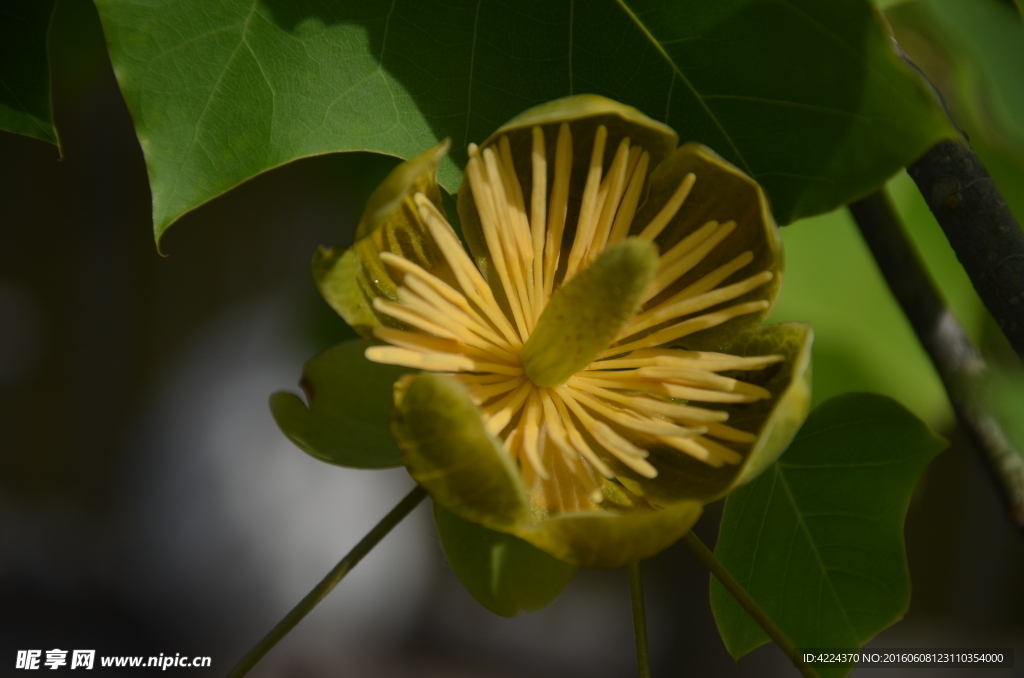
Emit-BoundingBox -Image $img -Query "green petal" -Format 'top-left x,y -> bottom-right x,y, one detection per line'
269,339 -> 413,469
635,143 -> 784,350
617,323 -> 813,505
393,373 -> 529,530
456,95 -> 679,304
522,238 -> 659,387
726,323 -> 814,489
395,372 -> 704,568
434,504 -> 576,617
520,500 -> 703,569
314,140 -> 456,337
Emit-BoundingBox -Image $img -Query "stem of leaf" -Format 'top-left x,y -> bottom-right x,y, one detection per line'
225,485 -> 428,678
627,561 -> 651,678
681,531 -> 818,678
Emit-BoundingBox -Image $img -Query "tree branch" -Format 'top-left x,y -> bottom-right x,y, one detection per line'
907,139 -> 1024,357
849,192 -> 1024,533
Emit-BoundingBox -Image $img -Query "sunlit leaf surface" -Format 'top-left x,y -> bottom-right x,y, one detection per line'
93,0 -> 953,242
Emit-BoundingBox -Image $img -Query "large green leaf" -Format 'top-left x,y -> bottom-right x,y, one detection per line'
710,393 -> 946,678
1,0 -> 57,144
93,0 -> 954,243
269,339 -> 412,468
433,504 -> 577,617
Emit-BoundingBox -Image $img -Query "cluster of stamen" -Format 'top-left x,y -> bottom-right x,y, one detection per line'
366,123 -> 781,511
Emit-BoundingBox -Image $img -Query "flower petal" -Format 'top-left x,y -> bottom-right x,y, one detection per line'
393,372 -> 530,530
520,500 -> 703,569
314,140 -> 457,337
394,371 -> 709,568
270,339 -> 414,469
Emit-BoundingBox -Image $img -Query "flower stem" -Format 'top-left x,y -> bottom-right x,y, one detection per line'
681,531 -> 818,678
225,485 -> 428,678
627,560 -> 651,678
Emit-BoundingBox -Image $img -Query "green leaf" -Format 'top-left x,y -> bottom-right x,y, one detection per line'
1,0 -> 57,144
93,0 -> 953,243
269,338 -> 412,468
433,503 -> 576,617
710,393 -> 946,678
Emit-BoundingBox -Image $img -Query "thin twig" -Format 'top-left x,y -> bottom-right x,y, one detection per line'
849,192 -> 1024,532
627,561 -> 651,678
681,532 -> 818,678
225,485 -> 429,678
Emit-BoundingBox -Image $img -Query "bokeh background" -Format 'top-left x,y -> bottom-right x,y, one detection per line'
2,0 -> 1022,675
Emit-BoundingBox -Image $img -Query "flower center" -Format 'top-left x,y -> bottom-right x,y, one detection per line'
365,124 -> 781,511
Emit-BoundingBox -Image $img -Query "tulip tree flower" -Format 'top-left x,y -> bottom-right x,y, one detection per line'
314,95 -> 812,569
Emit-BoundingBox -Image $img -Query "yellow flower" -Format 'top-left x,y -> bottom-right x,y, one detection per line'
314,95 -> 811,568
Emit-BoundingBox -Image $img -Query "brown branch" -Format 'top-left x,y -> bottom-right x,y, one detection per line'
849,192 -> 1024,534
907,140 -> 1024,357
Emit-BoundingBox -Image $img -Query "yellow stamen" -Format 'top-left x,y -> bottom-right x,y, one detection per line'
637,173 -> 696,241
364,124 -> 784,510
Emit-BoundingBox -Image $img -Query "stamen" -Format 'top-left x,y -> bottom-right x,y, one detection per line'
548,392 -> 615,478
373,297 -> 459,339
643,221 -> 737,303
606,151 -> 650,246
459,377 -> 521,404
415,194 -> 522,346
400,275 -> 519,361
572,375 -> 762,404
658,435 -> 725,467
558,388 -> 658,478
565,378 -> 729,422
657,220 -> 720,270
694,436 -> 743,464
521,389 -> 549,479
603,300 -> 769,357
484,379 -> 532,435
586,365 -> 737,390
568,388 -> 707,438
637,173 -> 696,241
624,270 -> 773,337
594,348 -> 783,372
587,137 -> 632,263
365,346 -> 475,372
544,123 -> 573,295
669,251 -> 755,303
371,127 -> 782,504
372,327 -> 464,356
475,150 -> 533,336
530,127 -> 548,320
564,125 -> 608,280
705,422 -> 758,443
